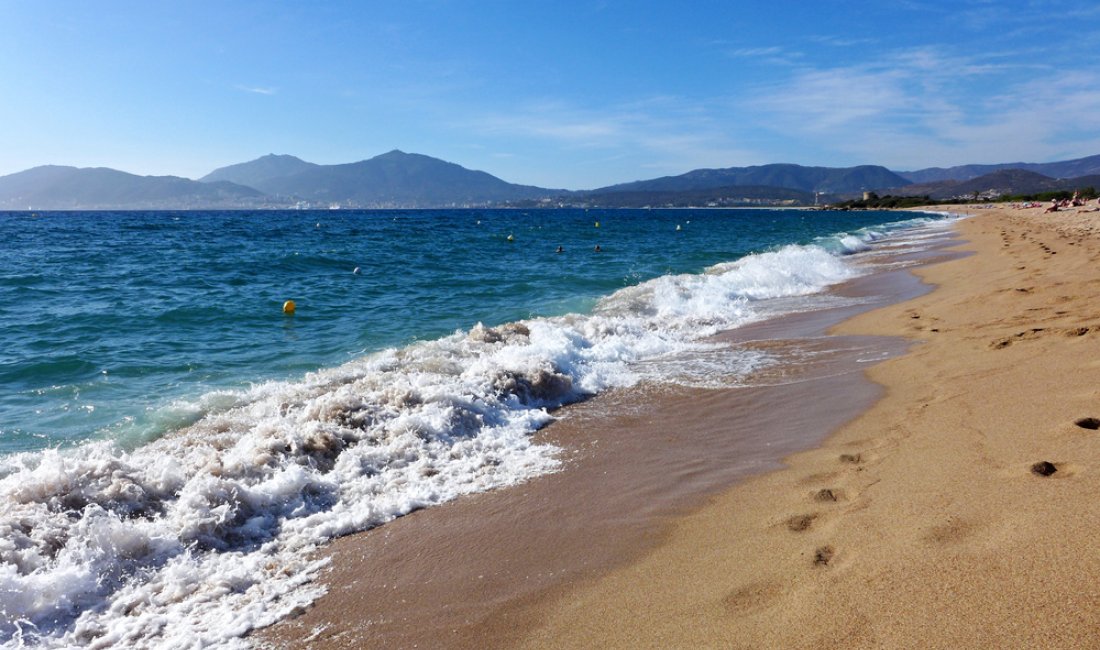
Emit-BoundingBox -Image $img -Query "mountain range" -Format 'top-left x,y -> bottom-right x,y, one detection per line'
200,150 -> 561,208
896,154 -> 1100,184
589,163 -> 908,195
3,150 -> 1100,210
0,165 -> 268,210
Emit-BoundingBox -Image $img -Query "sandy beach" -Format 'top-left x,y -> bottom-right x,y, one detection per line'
512,203 -> 1100,648
261,203 -> 1100,648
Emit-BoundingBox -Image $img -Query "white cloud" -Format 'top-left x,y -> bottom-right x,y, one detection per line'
741,47 -> 1100,168
235,85 -> 277,95
751,67 -> 914,133
467,98 -> 761,178
725,44 -> 802,66
474,102 -> 622,144
459,35 -> 1100,184
728,46 -> 785,58
806,35 -> 877,48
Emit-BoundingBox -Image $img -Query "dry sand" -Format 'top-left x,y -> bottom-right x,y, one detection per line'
515,204 -> 1100,648
262,204 -> 1100,649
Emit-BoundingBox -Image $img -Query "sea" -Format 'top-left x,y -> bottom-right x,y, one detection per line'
0,207 -> 959,647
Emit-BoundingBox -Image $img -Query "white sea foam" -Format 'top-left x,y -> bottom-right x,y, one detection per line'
0,218 -> 946,648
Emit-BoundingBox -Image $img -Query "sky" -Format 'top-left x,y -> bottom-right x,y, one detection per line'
2,0 -> 1100,189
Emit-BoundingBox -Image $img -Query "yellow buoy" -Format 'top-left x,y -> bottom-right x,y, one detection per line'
282,300 -> 296,315
594,221 -> 600,228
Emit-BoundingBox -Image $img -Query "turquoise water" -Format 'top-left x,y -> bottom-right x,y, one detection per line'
1,208 -> 921,454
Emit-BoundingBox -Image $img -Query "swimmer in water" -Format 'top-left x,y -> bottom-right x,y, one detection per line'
556,245 -> 564,253
594,245 -> 602,252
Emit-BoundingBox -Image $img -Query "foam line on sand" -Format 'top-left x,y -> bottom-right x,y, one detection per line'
514,204 -> 1100,648
257,212 -> 962,649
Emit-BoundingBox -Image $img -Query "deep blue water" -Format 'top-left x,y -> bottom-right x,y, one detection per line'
0,208 -> 923,453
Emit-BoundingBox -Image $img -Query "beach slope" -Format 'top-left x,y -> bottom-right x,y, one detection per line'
515,205 -> 1100,648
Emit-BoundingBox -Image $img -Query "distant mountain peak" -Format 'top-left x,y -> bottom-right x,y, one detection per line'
226,149 -> 558,207
199,154 -> 321,188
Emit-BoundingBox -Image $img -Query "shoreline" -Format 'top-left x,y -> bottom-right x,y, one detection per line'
512,204 -> 1100,648
258,213 -> 962,648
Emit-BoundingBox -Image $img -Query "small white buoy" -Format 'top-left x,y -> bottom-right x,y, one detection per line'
507,234 -> 515,242
353,267 -> 361,275
676,224 -> 682,231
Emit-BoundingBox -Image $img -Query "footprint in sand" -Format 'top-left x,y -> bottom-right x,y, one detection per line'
813,488 -> 841,502
786,514 -> 817,532
723,582 -> 784,613
813,546 -> 835,567
924,518 -> 977,545
990,328 -> 1046,349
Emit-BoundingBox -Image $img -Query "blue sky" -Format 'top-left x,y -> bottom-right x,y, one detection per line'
2,0 -> 1100,189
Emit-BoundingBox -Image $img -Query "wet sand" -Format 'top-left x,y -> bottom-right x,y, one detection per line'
258,216 -> 961,648
512,204 -> 1100,648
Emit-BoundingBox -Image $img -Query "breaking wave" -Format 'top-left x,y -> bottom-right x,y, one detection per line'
0,216 -> 954,648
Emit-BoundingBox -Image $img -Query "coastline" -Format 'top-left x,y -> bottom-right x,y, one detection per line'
510,203 -> 1100,647
258,211 -> 963,648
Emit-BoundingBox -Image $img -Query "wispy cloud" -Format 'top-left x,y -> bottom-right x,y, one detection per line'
235,85 -> 277,95
806,35 -> 877,48
472,101 -> 626,145
728,46 -> 785,58
462,30 -> 1100,182
466,98 -> 762,182
751,67 -> 913,132
743,47 -> 1100,167
1064,2 -> 1100,19
725,44 -> 802,66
